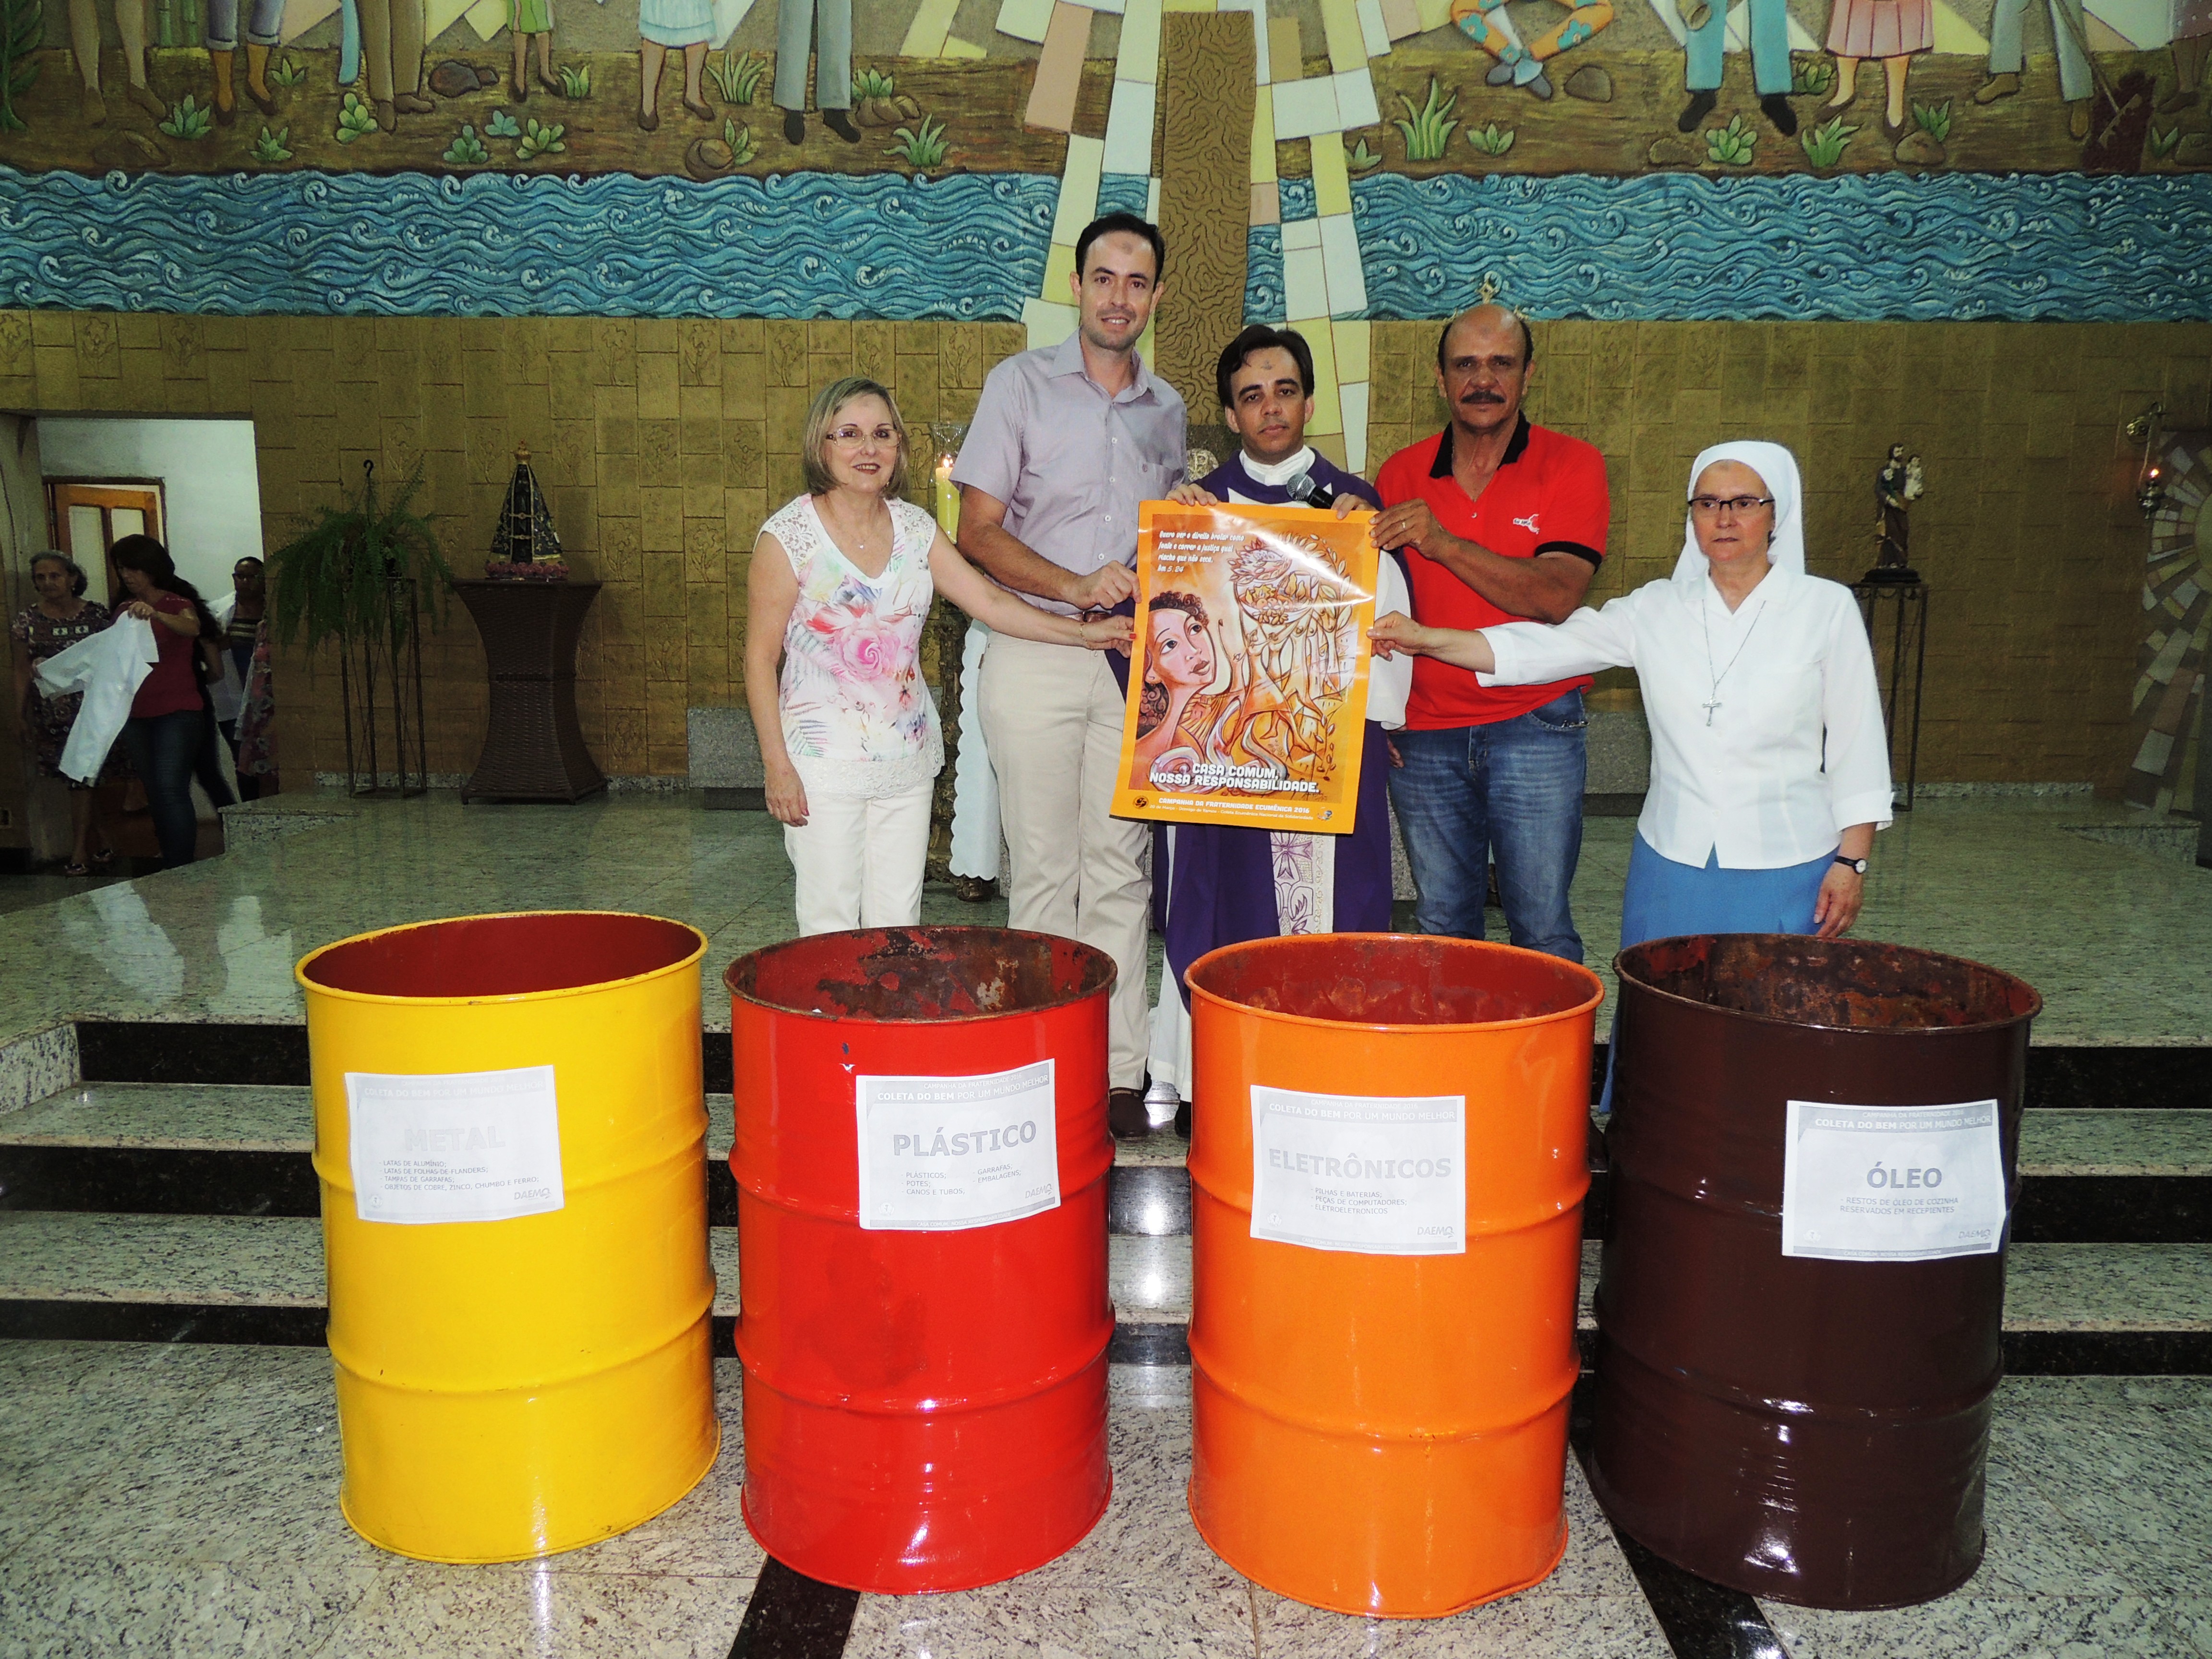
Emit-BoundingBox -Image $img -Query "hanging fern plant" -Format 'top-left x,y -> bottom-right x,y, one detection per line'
267,457 -> 454,657
0,0 -> 44,133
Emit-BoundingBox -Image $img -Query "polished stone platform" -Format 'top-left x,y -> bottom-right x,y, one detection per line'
2,790 -> 2209,1659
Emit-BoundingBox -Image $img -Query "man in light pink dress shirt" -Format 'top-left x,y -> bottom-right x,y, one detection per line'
952,212 -> 1189,1138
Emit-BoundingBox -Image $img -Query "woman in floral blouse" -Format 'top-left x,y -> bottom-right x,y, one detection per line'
9,553 -> 118,875
745,376 -> 1134,936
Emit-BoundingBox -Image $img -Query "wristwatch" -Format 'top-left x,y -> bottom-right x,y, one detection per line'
1833,854 -> 1868,874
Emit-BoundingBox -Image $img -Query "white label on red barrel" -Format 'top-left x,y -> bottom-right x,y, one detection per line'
1781,1098 -> 2007,1261
1248,1085 -> 1467,1255
855,1059 -> 1060,1231
346,1065 -> 565,1226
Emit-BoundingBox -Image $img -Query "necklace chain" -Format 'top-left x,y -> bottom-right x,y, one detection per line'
1699,589 -> 1767,726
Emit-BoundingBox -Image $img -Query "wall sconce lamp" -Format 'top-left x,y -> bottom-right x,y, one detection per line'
2127,402 -> 2166,519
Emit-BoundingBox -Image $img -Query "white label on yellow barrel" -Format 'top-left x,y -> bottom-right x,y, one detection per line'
1781,1099 -> 2007,1262
1248,1086 -> 1467,1256
855,1059 -> 1060,1232
346,1065 -> 566,1226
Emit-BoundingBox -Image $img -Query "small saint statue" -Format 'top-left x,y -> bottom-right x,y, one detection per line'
1867,443 -> 1923,583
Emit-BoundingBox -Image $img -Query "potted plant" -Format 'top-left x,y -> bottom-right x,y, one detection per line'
267,457 -> 455,796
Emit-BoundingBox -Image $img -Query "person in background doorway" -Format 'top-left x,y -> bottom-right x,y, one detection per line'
213,557 -> 267,801
11,553 -> 118,877
108,536 -> 222,870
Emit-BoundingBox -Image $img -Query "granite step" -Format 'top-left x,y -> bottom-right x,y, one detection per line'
2,1209 -> 2207,1374
5,1083 -> 2206,1243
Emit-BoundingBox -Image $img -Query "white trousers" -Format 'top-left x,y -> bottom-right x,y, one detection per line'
783,784 -> 933,937
980,633 -> 1151,1088
948,620 -> 1001,881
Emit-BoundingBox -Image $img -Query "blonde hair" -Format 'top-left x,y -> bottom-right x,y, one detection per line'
800,376 -> 910,499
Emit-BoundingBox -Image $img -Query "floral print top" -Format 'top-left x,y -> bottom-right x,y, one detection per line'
765,492 -> 945,800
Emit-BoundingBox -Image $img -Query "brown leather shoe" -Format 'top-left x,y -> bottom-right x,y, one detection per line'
1108,1087 -> 1152,1140
950,875 -> 998,903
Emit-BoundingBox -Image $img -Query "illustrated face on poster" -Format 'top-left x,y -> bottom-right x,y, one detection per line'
1116,503 -> 1379,835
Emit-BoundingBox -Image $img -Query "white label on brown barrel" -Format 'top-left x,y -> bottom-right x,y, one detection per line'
855,1059 -> 1061,1232
1248,1085 -> 1467,1255
346,1065 -> 565,1226
1781,1098 -> 2007,1262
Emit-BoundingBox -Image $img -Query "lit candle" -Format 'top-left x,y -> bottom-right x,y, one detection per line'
935,452 -> 961,540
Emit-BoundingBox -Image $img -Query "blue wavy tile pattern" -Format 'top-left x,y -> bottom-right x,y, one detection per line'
4,162 -> 2209,323
0,165 -> 1056,320
1317,170 -> 2212,324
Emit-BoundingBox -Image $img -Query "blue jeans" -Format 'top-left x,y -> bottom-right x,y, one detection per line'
123,710 -> 205,869
1387,690 -> 1587,962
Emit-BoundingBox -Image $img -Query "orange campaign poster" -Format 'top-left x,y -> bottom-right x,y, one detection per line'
1112,501 -> 1380,836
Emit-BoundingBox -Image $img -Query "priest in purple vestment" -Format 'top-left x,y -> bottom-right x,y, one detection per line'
1145,325 -> 1413,1137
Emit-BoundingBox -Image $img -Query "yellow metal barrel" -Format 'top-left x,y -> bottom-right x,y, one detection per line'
299,911 -> 719,1563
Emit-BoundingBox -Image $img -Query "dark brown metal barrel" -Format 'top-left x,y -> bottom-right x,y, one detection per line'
1588,934 -> 2042,1610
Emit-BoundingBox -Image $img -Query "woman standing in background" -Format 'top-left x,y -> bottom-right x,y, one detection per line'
109,536 -> 223,871
10,553 -> 118,876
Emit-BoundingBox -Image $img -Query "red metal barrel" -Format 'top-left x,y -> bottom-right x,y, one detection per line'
1590,934 -> 2042,1610
726,926 -> 1116,1594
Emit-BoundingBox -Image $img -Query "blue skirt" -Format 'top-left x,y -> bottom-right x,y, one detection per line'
1619,833 -> 1834,950
1602,833 -> 1835,1111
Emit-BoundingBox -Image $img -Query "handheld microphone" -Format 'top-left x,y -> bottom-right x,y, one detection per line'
1286,471 -> 1336,510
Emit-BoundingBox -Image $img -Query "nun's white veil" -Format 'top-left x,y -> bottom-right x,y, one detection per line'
1671,441 -> 1805,585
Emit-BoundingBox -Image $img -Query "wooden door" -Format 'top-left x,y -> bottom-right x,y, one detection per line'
46,481 -> 167,606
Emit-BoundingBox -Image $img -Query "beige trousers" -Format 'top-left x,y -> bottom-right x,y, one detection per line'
979,633 -> 1151,1088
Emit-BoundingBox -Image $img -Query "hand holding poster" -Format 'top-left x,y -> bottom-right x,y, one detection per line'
1113,502 -> 1380,835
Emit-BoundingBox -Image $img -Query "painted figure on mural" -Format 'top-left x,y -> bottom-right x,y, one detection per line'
203,0 -> 283,125
775,0 -> 859,142
638,0 -> 715,131
2166,0 -> 2212,111
1823,0 -> 1933,140
509,0 -> 560,102
1450,0 -> 1612,99
65,0 -> 166,125
1973,0 -> 2094,139
359,0 -> 433,131
1678,0 -> 1798,135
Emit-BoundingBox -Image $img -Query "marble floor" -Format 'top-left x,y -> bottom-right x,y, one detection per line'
1,789 -> 2208,1659
0,788 -> 2208,1052
2,1344 -> 2210,1659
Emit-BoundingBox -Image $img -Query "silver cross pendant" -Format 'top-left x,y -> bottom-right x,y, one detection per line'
1703,698 -> 1721,726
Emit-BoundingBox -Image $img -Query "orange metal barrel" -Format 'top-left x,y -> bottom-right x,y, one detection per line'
1184,934 -> 1602,1618
726,927 -> 1117,1594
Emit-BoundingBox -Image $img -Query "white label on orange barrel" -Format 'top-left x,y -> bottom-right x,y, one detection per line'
1248,1085 -> 1467,1255
1781,1098 -> 2007,1261
345,1065 -> 566,1226
855,1059 -> 1060,1231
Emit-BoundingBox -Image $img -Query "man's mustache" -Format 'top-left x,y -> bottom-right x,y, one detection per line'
1458,390 -> 1504,403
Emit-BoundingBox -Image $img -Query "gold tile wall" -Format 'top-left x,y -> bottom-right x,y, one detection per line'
4,310 -> 2204,793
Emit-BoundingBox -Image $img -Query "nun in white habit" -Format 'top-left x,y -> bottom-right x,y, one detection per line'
1370,439 -> 1893,951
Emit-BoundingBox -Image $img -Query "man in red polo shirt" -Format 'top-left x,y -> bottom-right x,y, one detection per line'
1368,305 -> 1610,961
